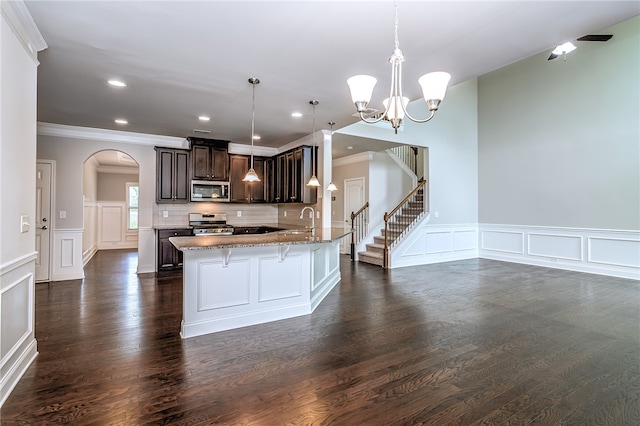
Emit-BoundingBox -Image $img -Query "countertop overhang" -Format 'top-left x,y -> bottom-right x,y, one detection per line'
170,227 -> 352,251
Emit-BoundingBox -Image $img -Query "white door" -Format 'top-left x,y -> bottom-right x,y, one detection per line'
343,177 -> 365,254
36,162 -> 52,281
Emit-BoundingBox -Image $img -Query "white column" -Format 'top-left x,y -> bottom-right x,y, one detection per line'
320,129 -> 332,228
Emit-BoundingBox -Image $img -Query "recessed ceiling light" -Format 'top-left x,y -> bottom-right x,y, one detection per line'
347,146 -> 353,150
198,116 -> 210,121
291,112 -> 303,118
253,135 -> 261,140
108,79 -> 127,87
115,119 -> 128,125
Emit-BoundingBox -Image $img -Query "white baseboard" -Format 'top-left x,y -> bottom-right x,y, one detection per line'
479,224 -> 640,280
82,243 -> 97,266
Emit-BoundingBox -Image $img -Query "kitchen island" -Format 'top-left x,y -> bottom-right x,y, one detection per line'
170,228 -> 351,338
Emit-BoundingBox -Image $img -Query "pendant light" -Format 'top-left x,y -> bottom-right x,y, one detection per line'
326,121 -> 337,192
306,100 -> 321,187
243,77 -> 261,182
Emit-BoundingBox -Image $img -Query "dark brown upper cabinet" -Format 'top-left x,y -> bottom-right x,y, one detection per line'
189,137 -> 229,181
229,154 -> 266,203
155,147 -> 190,203
274,145 -> 317,204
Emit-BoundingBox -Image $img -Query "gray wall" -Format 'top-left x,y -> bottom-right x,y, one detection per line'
478,16 -> 639,230
97,173 -> 139,202
332,157 -> 370,224
37,135 -> 156,230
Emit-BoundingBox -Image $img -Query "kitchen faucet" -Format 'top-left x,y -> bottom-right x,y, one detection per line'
300,206 -> 315,230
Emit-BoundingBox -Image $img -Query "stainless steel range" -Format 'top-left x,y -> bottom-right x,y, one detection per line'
189,213 -> 234,236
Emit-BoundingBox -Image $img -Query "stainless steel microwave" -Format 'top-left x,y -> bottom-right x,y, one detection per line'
190,180 -> 230,202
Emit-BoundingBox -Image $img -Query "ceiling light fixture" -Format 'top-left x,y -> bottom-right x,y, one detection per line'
114,119 -> 128,125
307,100 -> 321,187
550,41 -> 577,61
291,112 -> 303,118
108,79 -> 127,87
326,121 -> 337,192
243,78 -> 261,182
347,0 -> 451,134
198,115 -> 210,121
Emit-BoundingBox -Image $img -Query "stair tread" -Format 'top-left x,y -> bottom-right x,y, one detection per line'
366,243 -> 385,249
358,251 -> 383,259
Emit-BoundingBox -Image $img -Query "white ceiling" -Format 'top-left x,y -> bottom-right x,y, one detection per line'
25,1 -> 639,157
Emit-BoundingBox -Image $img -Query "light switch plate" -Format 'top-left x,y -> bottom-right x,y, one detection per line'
237,211 -> 242,217
59,210 -> 67,219
20,215 -> 29,233
163,210 -> 169,218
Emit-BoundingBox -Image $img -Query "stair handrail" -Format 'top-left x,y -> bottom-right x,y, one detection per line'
390,145 -> 419,175
350,201 -> 369,261
383,179 -> 426,268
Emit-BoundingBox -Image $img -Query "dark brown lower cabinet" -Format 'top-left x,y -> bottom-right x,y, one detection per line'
157,229 -> 192,276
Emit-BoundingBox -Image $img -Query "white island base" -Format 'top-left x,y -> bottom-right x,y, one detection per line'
179,239 -> 341,338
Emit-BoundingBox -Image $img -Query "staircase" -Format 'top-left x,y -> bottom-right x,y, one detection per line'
358,189 -> 424,266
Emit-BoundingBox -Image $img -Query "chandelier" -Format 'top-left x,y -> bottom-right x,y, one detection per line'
347,0 -> 451,134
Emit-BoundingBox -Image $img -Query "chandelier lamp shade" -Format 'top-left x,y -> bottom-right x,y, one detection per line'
243,77 -> 261,182
347,0 -> 451,134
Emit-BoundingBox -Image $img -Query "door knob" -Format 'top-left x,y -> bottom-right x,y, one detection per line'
41,226 -> 48,230
42,218 -> 47,222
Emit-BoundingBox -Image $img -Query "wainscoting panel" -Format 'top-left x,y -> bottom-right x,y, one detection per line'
480,224 -> 640,280
426,232 -> 453,254
528,233 -> 583,261
480,230 -> 524,254
52,229 -> 84,281
198,259 -> 251,311
454,230 -> 478,252
588,237 -> 640,269
97,202 -> 138,250
0,254 -> 38,407
391,224 -> 479,268
100,205 -> 123,243
259,254 -> 303,302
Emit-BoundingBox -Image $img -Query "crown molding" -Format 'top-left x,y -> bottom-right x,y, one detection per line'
333,151 -> 375,167
96,165 -> 139,175
228,142 -> 278,157
37,122 -> 188,148
1,0 -> 47,61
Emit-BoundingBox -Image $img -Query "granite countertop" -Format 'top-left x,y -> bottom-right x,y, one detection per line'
170,227 -> 352,251
153,225 -> 191,230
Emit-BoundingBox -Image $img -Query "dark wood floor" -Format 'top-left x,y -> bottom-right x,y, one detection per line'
2,249 -> 638,425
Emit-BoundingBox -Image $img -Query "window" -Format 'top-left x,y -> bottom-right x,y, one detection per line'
126,182 -> 139,230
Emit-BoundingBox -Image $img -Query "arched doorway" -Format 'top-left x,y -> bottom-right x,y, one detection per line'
82,150 -> 140,266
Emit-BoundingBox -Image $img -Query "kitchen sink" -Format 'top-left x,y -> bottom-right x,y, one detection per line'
279,229 -> 312,235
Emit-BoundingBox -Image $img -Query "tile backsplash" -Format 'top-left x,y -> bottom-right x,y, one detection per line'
154,202 -> 320,228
